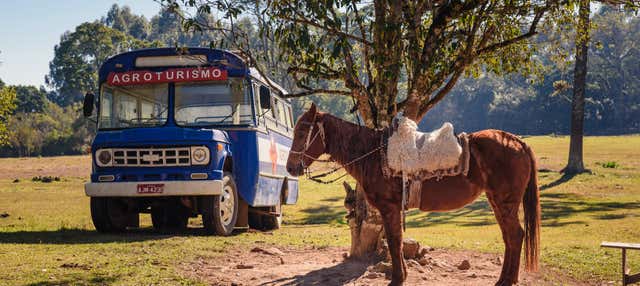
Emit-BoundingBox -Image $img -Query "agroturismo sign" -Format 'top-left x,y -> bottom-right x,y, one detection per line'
106,67 -> 228,86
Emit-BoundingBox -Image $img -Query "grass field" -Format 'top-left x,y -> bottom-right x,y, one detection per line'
0,135 -> 639,285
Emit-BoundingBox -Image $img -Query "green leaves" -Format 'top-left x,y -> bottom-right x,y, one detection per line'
47,22 -> 158,106
0,85 -> 17,146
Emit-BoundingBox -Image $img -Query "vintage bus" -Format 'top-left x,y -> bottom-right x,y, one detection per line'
82,47 -> 298,235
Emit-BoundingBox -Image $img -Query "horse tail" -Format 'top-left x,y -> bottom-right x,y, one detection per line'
522,143 -> 540,272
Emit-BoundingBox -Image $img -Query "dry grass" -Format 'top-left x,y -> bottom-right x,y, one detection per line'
0,155 -> 91,180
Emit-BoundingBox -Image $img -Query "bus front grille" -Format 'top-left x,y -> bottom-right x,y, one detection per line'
112,147 -> 191,167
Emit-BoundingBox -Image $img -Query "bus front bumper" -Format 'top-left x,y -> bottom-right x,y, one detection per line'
85,180 -> 223,197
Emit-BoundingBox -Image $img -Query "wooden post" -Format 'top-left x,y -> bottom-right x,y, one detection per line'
623,248 -> 627,286
601,241 -> 640,286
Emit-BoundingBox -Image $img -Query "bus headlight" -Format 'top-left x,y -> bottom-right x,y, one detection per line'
190,146 -> 210,165
96,149 -> 113,167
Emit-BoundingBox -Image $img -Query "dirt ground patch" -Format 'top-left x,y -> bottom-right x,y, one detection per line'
182,244 -> 591,286
0,155 -> 90,180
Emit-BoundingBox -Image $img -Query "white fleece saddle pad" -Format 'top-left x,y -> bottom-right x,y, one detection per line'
386,116 -> 462,176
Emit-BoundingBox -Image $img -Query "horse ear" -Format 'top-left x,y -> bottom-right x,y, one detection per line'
309,102 -> 317,114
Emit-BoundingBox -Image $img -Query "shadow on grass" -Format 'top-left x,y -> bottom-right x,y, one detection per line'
25,273 -> 120,286
0,227 -> 222,244
540,193 -> 640,223
404,192 -> 640,228
259,258 -> 369,286
594,213 -> 628,220
289,205 -> 347,225
320,196 -> 344,203
406,200 -> 494,228
540,172 -> 577,191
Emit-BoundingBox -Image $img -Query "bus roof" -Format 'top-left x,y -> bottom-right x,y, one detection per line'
99,48 -> 248,84
98,47 -> 290,101
249,67 -> 288,96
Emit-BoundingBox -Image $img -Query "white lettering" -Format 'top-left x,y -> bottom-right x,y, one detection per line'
122,74 -> 130,82
132,73 -> 140,82
212,69 -> 221,78
191,69 -> 199,79
156,72 -> 163,81
111,74 -> 120,84
201,69 -> 210,78
143,72 -> 152,81
176,70 -> 184,80
166,71 -> 174,80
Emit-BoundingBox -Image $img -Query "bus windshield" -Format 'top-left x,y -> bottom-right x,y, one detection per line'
99,84 -> 169,129
174,80 -> 253,126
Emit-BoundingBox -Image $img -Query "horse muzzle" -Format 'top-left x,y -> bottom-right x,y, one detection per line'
286,162 -> 305,177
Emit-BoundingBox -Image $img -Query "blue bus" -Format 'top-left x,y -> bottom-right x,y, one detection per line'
82,47 -> 299,235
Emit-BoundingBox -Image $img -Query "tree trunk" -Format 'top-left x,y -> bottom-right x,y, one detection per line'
565,0 -> 590,175
343,182 -> 385,259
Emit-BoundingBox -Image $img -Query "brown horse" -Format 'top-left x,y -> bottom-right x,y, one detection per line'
286,103 -> 540,286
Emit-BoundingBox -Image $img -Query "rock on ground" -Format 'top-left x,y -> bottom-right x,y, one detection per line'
402,238 -> 421,259
457,259 -> 471,270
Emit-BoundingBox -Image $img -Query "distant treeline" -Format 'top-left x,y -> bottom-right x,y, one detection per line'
421,7 -> 640,135
0,5 -> 638,157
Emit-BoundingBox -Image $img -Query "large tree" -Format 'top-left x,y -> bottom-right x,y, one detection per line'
563,0 -> 638,174
0,53 -> 17,146
564,0 -> 591,174
103,4 -> 152,39
12,85 -> 48,114
169,0 -> 567,127
165,0 -> 574,259
589,6 -> 640,132
0,85 -> 16,146
46,22 -> 159,106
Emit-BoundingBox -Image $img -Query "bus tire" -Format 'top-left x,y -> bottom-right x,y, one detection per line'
202,173 -> 238,236
90,197 -> 129,233
151,202 -> 189,232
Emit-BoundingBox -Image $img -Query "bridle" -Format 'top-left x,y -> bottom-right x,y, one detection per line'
289,113 -> 387,184
288,113 -> 327,169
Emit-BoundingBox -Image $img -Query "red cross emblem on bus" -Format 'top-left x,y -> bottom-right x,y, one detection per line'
269,136 -> 278,174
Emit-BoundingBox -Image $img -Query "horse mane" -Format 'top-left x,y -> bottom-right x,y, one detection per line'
320,113 -> 385,179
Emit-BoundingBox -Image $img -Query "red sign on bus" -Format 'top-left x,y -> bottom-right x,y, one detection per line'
106,67 -> 227,86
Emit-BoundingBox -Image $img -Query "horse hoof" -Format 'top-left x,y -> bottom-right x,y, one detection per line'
494,279 -> 514,286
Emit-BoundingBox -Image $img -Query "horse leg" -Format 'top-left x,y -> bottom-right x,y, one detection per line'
381,208 -> 407,286
489,198 -> 524,286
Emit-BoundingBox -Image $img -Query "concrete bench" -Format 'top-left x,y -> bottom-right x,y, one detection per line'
601,242 -> 640,286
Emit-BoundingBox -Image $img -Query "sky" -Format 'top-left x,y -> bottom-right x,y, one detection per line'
0,0 -> 163,87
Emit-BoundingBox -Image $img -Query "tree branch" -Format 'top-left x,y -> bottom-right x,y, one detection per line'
287,66 -> 343,80
476,5 -> 547,56
417,68 -> 464,118
283,88 -> 352,98
349,0 -> 373,88
276,14 -> 373,46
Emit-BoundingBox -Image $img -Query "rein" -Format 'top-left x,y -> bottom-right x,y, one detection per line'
305,143 -> 386,184
290,116 -> 386,184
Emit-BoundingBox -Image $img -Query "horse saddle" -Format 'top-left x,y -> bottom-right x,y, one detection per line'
385,114 -> 470,181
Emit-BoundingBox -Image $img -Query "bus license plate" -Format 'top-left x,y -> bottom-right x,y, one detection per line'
137,183 -> 164,194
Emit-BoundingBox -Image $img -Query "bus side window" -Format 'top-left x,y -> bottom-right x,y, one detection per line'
283,104 -> 292,129
287,105 -> 294,128
253,83 -> 263,116
276,99 -> 287,127
271,97 -> 279,122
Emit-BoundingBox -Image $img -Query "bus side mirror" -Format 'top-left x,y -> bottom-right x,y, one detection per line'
259,86 -> 271,110
83,92 -> 95,117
